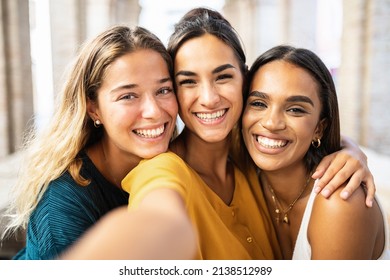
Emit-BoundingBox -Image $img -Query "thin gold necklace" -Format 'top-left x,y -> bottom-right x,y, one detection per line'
265,174 -> 312,224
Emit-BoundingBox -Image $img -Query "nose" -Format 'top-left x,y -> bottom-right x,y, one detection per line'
199,83 -> 221,108
140,94 -> 162,119
260,108 -> 285,131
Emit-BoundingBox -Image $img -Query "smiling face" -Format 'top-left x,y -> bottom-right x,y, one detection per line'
88,49 -> 178,160
174,34 -> 244,143
242,60 -> 325,172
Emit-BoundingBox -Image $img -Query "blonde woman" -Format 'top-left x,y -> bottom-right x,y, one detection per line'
2,25 -> 178,259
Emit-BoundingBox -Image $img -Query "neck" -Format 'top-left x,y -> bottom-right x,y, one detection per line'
88,138 -> 140,189
170,128 -> 234,204
171,128 -> 231,176
260,165 -> 313,225
260,165 -> 311,205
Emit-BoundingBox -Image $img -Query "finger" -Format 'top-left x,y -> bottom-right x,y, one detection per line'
325,170 -> 375,208
319,170 -> 350,198
316,162 -> 348,196
312,154 -> 333,180
363,176 -> 376,208
337,171 -> 364,200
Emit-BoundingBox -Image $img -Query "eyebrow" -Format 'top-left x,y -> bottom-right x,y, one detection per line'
248,91 -> 314,106
111,84 -> 137,93
175,64 -> 236,77
175,70 -> 195,78
248,91 -> 268,99
159,77 -> 172,84
110,77 -> 172,93
212,64 -> 235,74
286,95 -> 314,106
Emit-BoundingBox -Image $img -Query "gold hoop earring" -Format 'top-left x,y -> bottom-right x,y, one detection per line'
311,138 -> 321,148
94,119 -> 102,128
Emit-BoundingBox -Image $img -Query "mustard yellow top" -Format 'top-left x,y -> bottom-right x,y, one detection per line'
122,151 -> 281,260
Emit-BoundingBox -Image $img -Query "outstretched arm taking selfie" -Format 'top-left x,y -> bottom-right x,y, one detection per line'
61,189 -> 197,260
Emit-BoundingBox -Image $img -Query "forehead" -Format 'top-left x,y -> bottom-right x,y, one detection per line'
109,49 -> 167,72
174,33 -> 240,71
105,49 -> 168,78
99,49 -> 170,92
251,60 -> 319,98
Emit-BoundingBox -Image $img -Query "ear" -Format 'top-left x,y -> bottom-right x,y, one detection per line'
314,118 -> 327,140
86,97 -> 101,123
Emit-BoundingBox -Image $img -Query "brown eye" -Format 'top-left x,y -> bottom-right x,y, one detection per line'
157,87 -> 173,95
249,100 -> 267,109
216,74 -> 232,81
178,79 -> 196,86
286,107 -> 307,115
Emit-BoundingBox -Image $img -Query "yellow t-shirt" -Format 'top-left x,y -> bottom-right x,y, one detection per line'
122,151 -> 281,260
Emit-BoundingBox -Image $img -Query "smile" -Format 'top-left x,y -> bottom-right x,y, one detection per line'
134,124 -> 165,138
194,109 -> 227,122
256,135 -> 288,149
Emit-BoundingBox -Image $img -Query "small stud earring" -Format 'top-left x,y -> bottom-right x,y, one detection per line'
94,119 -> 102,128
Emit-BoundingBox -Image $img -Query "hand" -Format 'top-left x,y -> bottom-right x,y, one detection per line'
312,148 -> 375,208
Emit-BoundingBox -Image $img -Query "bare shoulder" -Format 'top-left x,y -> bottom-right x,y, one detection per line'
308,184 -> 384,259
312,184 -> 368,215
310,183 -> 381,227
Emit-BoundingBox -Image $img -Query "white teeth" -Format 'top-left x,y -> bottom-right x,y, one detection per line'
195,109 -> 226,122
256,136 -> 287,149
134,125 -> 165,138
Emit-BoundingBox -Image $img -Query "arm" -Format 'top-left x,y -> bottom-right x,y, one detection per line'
308,187 -> 382,259
312,134 -> 375,207
61,189 -> 197,260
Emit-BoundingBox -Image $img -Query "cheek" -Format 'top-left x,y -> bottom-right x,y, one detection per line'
295,119 -> 319,142
242,109 -> 251,130
109,109 -> 135,128
235,96 -> 243,113
242,106 -> 262,126
225,82 -> 243,102
226,85 -> 244,117
176,90 -> 190,109
242,109 -> 257,137
164,97 -> 179,117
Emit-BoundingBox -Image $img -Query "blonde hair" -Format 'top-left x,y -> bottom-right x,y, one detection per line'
2,25 -> 173,238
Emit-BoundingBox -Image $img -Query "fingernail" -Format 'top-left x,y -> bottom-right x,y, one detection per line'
340,191 -> 349,200
368,199 -> 373,208
314,186 -> 321,193
321,189 -> 330,197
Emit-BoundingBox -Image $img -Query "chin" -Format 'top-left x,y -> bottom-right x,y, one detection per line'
140,147 -> 168,159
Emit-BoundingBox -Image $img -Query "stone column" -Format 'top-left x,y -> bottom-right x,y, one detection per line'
0,1 -> 8,156
223,0 -> 258,65
362,0 -> 390,154
0,0 -> 33,156
49,0 -> 141,94
224,0 -> 317,66
110,0 -> 140,28
339,0 -> 390,155
279,0 -> 317,50
49,0 -> 86,95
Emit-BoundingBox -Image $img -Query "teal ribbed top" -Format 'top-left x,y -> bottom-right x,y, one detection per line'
13,152 -> 129,260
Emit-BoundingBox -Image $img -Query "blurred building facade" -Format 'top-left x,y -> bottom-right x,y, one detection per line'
1,0 -> 389,159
